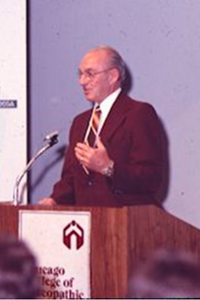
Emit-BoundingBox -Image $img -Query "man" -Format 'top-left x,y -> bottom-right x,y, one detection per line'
41,45 -> 163,206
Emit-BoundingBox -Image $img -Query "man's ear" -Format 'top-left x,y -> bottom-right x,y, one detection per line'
109,68 -> 120,85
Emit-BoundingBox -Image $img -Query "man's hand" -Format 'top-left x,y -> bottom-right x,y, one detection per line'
39,198 -> 56,205
74,137 -> 111,174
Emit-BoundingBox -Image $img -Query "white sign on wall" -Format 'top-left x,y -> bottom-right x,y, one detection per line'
19,210 -> 91,299
0,0 -> 27,203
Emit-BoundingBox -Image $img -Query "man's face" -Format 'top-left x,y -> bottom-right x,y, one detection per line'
78,50 -> 115,103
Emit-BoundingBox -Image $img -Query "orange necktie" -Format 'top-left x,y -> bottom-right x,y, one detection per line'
86,105 -> 101,147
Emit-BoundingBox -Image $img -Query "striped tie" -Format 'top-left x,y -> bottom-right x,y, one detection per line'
87,105 -> 101,147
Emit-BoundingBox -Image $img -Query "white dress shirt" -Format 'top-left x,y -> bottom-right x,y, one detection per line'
97,87 -> 122,133
84,88 -> 122,143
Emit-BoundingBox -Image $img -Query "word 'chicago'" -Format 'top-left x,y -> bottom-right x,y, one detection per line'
37,266 -> 65,277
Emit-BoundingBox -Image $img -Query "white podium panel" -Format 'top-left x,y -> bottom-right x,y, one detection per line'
19,210 -> 91,299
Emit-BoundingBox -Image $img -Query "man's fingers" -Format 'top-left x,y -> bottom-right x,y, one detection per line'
76,142 -> 89,150
96,136 -> 105,149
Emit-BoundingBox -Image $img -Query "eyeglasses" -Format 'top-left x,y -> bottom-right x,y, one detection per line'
78,68 -> 113,80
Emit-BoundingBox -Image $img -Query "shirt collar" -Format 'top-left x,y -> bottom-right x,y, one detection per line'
98,87 -> 122,115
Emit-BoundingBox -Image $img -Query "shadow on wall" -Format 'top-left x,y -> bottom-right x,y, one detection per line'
123,64 -> 133,94
155,119 -> 170,206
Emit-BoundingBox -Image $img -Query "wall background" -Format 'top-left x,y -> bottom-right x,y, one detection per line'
29,0 -> 200,229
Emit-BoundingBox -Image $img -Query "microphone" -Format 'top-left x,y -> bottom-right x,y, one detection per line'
44,131 -> 59,143
13,131 -> 59,206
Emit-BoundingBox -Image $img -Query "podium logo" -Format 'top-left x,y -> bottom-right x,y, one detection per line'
63,220 -> 84,250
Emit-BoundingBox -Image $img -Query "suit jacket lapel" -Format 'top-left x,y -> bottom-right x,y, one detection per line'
100,93 -> 129,143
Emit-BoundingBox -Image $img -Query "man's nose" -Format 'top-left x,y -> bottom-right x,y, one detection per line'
79,74 -> 89,85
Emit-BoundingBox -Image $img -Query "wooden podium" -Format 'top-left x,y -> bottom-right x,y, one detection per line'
1,203 -> 200,299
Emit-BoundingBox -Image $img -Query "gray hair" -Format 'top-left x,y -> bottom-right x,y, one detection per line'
127,249 -> 200,298
90,45 -> 127,85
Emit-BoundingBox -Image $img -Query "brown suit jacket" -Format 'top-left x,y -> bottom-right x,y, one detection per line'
51,93 -> 163,206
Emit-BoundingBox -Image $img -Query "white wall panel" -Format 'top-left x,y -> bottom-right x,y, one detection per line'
0,0 -> 27,203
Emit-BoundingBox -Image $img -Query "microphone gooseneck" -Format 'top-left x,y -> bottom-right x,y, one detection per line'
44,131 -> 59,144
13,131 -> 59,205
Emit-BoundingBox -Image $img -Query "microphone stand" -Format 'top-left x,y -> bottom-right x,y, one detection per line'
13,134 -> 58,206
